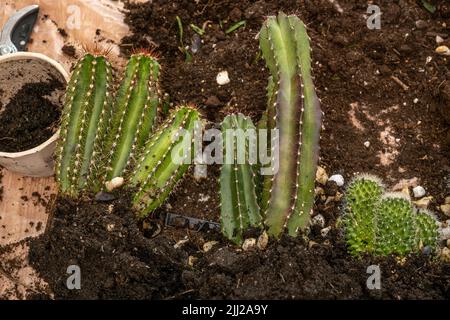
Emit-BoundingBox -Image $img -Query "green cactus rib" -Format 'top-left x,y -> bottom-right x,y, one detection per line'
220,114 -> 263,244
343,175 -> 439,257
130,106 -> 200,218
343,174 -> 384,255
55,54 -> 113,197
104,53 -> 161,182
259,12 -> 322,237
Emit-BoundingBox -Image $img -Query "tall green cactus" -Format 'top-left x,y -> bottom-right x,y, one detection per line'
55,54 -> 113,197
343,175 -> 439,256
130,106 -> 200,218
259,12 -> 322,237
104,52 -> 162,184
220,114 -> 263,244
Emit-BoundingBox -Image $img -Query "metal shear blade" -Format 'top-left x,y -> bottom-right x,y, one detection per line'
0,5 -> 39,55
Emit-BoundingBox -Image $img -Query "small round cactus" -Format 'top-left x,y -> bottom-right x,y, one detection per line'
343,174 -> 439,257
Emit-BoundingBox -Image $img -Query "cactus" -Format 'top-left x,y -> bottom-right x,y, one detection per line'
343,174 -> 384,255
130,106 -> 200,218
55,54 -> 113,197
343,174 -> 439,256
104,52 -> 162,185
259,12 -> 322,237
375,194 -> 417,256
220,114 -> 263,244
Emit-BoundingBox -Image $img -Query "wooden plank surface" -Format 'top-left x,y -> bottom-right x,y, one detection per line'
0,0 -> 131,299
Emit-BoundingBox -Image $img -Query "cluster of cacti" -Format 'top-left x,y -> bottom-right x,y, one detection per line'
56,51 -> 198,218
343,174 -> 439,256
219,12 -> 323,243
220,114 -> 263,244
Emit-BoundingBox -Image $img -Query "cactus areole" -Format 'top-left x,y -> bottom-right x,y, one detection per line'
259,12 -> 322,238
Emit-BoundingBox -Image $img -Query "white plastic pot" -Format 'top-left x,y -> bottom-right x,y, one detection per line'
0,52 -> 69,177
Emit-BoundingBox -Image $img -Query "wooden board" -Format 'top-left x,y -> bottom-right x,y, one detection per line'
0,0 -> 133,299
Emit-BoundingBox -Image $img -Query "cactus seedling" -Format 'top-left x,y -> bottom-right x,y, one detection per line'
259,12 -> 322,237
56,54 -> 113,197
104,52 -> 162,185
343,174 -> 384,255
220,114 -> 263,244
130,106 -> 200,218
343,174 -> 439,256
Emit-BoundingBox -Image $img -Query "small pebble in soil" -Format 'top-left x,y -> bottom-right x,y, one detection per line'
436,45 -> 450,56
439,204 -> 450,217
242,238 -> 256,251
216,70 -> 230,85
364,141 -> 370,148
436,35 -> 444,44
105,177 -> 124,192
412,186 -> 426,198
312,214 -> 325,228
95,191 -> 116,202
315,166 -> 328,185
413,196 -> 432,209
257,231 -> 268,250
328,174 -> 345,187
321,226 -> 332,238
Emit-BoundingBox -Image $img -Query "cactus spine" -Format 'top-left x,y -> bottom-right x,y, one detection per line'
259,12 -> 322,237
220,114 -> 263,244
56,54 -> 113,197
104,53 -> 161,183
344,174 -> 439,256
130,106 -> 200,218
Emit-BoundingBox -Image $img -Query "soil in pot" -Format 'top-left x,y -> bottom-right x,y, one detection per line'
0,59 -> 65,153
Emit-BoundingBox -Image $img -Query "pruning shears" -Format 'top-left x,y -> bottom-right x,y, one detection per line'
0,5 -> 39,56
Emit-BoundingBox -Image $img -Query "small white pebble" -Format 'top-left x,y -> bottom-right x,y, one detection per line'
328,174 -> 345,187
413,186 -> 426,198
413,98 -> 419,104
364,141 -> 370,148
216,71 -> 230,85
242,238 -> 257,251
105,177 -> 124,192
436,35 -> 444,44
312,214 -> 325,228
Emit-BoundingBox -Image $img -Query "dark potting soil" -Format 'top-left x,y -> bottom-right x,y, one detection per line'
0,77 -> 64,153
121,0 -> 450,222
26,192 -> 449,300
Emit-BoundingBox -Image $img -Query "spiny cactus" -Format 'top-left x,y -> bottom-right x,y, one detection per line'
104,52 -> 162,184
220,114 -> 263,244
259,12 -> 322,237
343,175 -> 439,256
343,174 -> 384,255
130,106 -> 200,218
56,54 -> 113,197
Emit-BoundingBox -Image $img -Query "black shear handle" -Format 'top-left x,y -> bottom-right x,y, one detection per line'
10,6 -> 39,51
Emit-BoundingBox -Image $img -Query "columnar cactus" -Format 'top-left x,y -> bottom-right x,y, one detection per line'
104,52 -> 162,184
130,106 -> 200,218
343,174 -> 384,255
259,12 -> 322,237
343,174 -> 439,256
55,54 -> 113,197
220,114 -> 263,244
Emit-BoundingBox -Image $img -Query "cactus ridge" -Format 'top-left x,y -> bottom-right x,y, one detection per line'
56,54 -> 113,197
220,114 -> 263,244
130,106 -> 200,218
259,12 -> 322,238
104,53 -> 162,182
343,175 -> 439,256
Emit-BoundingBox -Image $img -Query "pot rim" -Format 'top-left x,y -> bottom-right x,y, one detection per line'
0,52 -> 68,158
